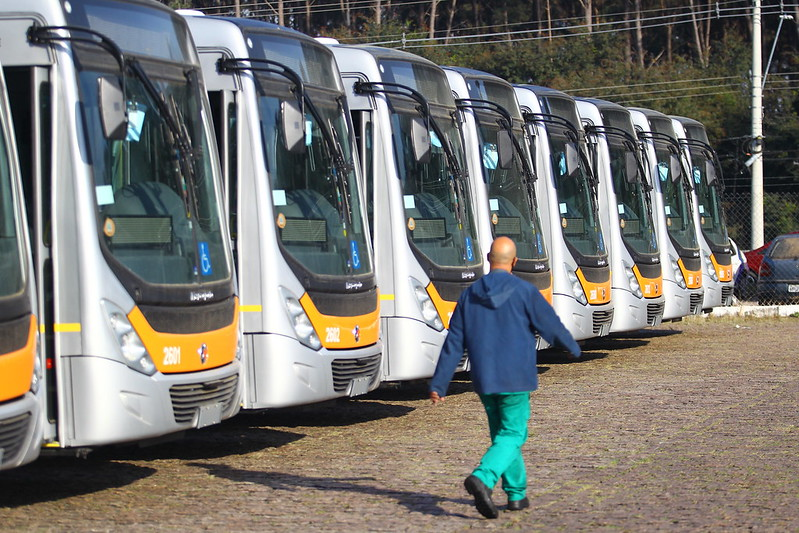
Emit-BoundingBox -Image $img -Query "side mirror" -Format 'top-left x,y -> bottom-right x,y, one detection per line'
496,130 -> 514,170
625,152 -> 639,184
565,142 -> 580,177
670,153 -> 683,182
705,159 -> 718,184
282,100 -> 306,154
98,76 -> 128,141
411,117 -> 431,163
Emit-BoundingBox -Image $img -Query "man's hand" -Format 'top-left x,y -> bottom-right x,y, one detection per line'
430,391 -> 445,404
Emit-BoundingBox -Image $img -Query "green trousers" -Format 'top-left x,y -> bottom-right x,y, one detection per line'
472,392 -> 530,502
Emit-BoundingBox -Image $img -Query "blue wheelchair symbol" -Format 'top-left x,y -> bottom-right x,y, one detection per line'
465,237 -> 474,262
198,242 -> 213,276
350,240 -> 361,270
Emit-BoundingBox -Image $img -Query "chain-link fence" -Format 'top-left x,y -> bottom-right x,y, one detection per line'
724,190 -> 799,305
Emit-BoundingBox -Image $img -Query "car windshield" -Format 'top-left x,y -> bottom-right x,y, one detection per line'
770,237 -> 799,260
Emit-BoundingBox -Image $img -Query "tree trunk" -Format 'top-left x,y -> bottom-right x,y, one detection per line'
634,0 -> 644,68
278,0 -> 284,26
688,0 -> 707,67
375,0 -> 382,26
339,0 -> 351,27
306,0 -> 312,33
430,0 -> 438,40
445,0 -> 458,44
579,0 -> 592,33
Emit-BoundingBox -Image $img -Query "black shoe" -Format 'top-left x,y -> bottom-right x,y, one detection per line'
464,475 -> 498,519
507,497 -> 530,511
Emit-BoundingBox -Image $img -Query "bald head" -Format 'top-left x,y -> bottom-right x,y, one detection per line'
488,236 -> 517,272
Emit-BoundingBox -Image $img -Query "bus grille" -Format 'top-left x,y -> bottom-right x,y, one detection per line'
331,354 -> 381,393
647,302 -> 665,326
721,285 -> 734,306
592,309 -> 614,336
0,412 -> 31,466
169,374 -> 239,424
689,293 -> 703,314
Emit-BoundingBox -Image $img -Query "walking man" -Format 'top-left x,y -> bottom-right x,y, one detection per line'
429,236 -> 581,519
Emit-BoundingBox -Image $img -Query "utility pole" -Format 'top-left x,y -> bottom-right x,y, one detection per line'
751,0 -> 764,249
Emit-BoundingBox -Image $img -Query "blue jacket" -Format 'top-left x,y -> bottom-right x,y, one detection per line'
429,269 -> 581,396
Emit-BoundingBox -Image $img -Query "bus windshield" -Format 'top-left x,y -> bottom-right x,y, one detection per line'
688,147 -> 729,248
380,60 -> 480,269
246,30 -> 372,278
258,82 -> 373,277
466,78 -> 547,263
0,116 -> 24,301
474,111 -> 547,262
67,4 -> 232,293
540,96 -> 606,262
601,110 -> 658,257
649,118 -> 699,253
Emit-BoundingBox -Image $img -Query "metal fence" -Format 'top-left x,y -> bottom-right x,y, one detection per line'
724,190 -> 799,305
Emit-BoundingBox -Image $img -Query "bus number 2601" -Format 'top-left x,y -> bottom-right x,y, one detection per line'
163,346 -> 181,366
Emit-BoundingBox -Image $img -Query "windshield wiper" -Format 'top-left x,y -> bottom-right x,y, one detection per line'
355,81 -> 469,227
219,57 -> 356,233
456,98 -> 539,217
29,25 -> 205,274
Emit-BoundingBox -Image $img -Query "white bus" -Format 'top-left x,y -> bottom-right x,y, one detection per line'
0,61 -> 43,470
629,108 -> 704,319
514,85 -> 614,341
576,99 -> 665,332
0,0 -> 241,449
672,116 -> 734,309
443,67 -> 551,304
332,45 -> 483,381
183,15 -> 382,407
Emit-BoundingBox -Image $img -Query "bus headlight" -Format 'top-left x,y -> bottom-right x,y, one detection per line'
104,302 -> 156,376
625,265 -> 643,298
671,257 -> 686,289
566,268 -> 588,305
279,287 -> 322,350
705,254 -> 719,283
30,346 -> 42,395
410,277 -> 444,331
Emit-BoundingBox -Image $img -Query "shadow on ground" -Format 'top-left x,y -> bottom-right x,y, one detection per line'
188,462 -> 477,519
0,457 -> 156,508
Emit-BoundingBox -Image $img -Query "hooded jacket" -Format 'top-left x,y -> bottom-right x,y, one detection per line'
430,269 -> 580,396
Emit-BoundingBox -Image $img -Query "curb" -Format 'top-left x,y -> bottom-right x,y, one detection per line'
685,303 -> 799,319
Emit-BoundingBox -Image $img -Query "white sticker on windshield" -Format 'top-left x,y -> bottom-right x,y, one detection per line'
126,104 -> 146,142
305,119 -> 313,146
559,202 -> 568,215
665,206 -> 672,215
273,189 -> 287,206
96,185 -> 114,206
404,195 -> 416,209
489,198 -> 500,211
430,130 -> 442,148
618,204 -> 625,214
699,205 -> 705,214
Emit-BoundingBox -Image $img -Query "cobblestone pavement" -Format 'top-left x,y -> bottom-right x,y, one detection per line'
1,316 -> 798,532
